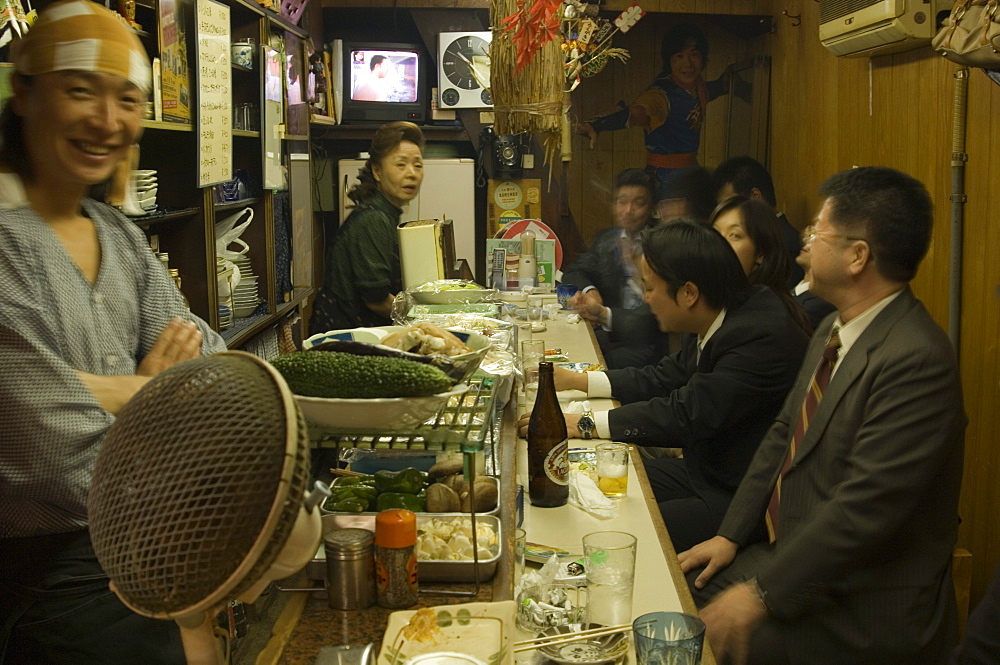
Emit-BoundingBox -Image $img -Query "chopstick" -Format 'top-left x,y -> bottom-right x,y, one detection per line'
513,623 -> 631,652
329,468 -> 368,477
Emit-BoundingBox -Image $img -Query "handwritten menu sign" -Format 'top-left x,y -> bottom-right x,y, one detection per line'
195,0 -> 231,187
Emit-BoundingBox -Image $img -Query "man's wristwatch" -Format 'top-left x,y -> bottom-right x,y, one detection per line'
577,411 -> 595,440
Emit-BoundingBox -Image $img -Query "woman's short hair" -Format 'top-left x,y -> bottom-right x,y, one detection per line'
347,121 -> 425,206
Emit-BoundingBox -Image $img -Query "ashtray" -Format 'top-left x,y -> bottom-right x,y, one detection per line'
536,623 -> 629,665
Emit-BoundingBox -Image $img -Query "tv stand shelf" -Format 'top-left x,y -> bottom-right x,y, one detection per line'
309,122 -> 471,143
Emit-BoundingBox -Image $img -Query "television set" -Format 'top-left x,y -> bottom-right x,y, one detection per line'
335,40 -> 427,124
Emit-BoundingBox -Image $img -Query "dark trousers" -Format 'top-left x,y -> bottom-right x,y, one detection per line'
642,457 -> 733,553
0,530 -> 185,665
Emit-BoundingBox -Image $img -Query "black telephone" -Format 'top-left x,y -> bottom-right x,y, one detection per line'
478,127 -> 527,180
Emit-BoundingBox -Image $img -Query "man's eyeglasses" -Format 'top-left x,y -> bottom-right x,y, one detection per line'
802,225 -> 867,245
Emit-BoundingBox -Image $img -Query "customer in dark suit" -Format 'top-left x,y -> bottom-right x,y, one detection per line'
524,220 -> 809,551
679,167 -> 966,665
714,156 -> 804,288
562,169 -> 667,369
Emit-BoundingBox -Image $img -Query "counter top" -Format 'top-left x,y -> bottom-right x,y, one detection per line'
257,312 -> 712,665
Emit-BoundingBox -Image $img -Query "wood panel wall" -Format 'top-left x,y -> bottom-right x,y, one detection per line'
565,0 -> 1000,608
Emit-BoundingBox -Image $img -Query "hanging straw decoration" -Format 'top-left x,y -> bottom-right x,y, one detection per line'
491,0 -> 564,178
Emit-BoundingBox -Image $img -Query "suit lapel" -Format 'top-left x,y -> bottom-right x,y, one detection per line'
789,289 -> 917,466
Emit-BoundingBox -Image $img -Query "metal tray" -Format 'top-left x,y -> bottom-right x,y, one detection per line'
309,514 -> 501,583
321,475 -> 500,517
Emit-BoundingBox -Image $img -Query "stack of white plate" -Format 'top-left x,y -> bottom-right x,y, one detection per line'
132,170 -> 157,211
216,256 -> 234,329
231,254 -> 261,318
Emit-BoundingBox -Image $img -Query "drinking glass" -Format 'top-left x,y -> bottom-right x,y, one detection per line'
526,295 -> 544,324
513,528 -> 527,584
632,612 -> 705,665
515,583 -> 589,632
583,531 -> 636,626
595,442 -> 629,498
520,339 -> 545,409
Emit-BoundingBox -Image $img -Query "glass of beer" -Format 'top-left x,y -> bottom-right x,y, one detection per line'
595,442 -> 629,498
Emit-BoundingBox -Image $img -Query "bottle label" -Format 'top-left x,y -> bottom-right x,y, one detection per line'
543,439 -> 569,485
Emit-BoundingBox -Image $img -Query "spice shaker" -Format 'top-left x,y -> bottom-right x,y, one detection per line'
374,509 -> 418,608
325,528 -> 376,610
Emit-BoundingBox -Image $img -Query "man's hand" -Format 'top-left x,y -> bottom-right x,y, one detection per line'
700,582 -> 767,665
137,318 -> 203,377
518,412 -> 580,438
571,289 -> 604,309
553,364 -> 588,392
577,301 -> 609,326
677,535 -> 739,589
574,122 -> 598,148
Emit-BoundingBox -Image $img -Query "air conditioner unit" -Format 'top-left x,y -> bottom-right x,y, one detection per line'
819,0 -> 947,57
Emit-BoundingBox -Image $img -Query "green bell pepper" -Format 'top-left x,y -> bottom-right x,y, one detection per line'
373,467 -> 427,495
376,492 -> 426,513
328,497 -> 368,513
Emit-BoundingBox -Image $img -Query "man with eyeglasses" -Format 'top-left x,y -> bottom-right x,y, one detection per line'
791,225 -> 837,331
678,166 -> 966,665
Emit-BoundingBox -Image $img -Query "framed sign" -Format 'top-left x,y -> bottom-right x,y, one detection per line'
262,45 -> 285,190
195,0 -> 232,187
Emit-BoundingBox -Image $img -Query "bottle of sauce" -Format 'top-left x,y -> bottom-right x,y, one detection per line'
527,362 -> 569,507
374,509 -> 419,608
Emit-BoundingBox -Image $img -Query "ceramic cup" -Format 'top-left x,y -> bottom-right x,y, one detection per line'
231,39 -> 255,68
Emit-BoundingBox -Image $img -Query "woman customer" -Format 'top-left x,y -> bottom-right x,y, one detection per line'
311,121 -> 425,333
0,2 -> 225,663
711,195 -> 812,333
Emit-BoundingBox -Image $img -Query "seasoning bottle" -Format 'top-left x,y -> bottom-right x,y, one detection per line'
325,528 -> 376,610
375,509 -> 418,608
527,361 -> 569,507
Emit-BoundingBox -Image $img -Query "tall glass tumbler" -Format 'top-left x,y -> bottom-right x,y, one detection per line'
632,612 -> 705,665
583,531 -> 637,626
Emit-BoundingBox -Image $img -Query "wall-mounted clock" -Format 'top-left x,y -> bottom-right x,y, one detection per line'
437,31 -> 493,109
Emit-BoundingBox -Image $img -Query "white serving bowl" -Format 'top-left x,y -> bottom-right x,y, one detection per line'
295,383 -> 469,430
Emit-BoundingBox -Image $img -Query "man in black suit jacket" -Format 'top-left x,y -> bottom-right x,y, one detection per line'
531,220 -> 809,551
561,169 -> 668,369
715,156 -> 804,288
680,167 -> 966,665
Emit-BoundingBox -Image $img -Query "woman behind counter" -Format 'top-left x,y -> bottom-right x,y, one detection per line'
0,2 -> 225,663
311,122 -> 425,334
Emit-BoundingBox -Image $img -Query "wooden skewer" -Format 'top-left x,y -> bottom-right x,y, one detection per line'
513,623 -> 631,652
329,468 -> 368,477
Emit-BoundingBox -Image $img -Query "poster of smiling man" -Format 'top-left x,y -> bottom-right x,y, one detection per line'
576,23 -> 732,185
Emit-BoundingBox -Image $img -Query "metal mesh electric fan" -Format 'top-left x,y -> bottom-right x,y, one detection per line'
88,351 -> 328,665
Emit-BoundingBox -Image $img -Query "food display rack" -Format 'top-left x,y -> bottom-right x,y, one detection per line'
308,374 -> 506,595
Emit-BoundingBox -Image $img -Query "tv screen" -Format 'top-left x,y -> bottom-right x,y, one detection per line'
349,48 -> 419,103
338,41 -> 426,124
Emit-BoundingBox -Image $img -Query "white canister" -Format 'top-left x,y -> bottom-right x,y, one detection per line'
231,39 -> 255,69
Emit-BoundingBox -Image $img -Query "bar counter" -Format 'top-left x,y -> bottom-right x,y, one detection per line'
257,315 -> 712,665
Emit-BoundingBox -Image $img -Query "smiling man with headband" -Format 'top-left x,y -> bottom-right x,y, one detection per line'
0,2 -> 224,663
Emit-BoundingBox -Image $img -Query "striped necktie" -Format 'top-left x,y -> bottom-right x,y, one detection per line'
766,330 -> 842,542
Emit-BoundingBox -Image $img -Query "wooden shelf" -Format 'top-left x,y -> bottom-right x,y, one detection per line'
215,197 -> 262,211
130,207 -> 201,229
309,114 -> 337,126
281,133 -> 309,141
230,0 -> 308,38
233,129 -> 261,137
222,287 -> 313,348
232,63 -> 254,73
311,124 -> 470,142
141,119 -> 194,132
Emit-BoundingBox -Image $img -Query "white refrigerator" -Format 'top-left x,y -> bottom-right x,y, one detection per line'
339,157 -> 477,278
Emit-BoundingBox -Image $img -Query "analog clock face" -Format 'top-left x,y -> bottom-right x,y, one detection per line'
442,35 -> 490,90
